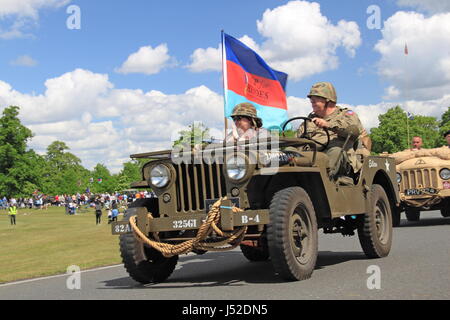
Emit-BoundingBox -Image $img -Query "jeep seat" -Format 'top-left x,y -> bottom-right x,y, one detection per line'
291,151 -> 329,168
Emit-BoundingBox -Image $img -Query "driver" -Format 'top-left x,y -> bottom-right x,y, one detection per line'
298,82 -> 365,184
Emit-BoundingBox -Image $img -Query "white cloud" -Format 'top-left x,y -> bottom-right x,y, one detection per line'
115,44 -> 173,75
10,54 -> 38,67
187,35 -> 261,73
397,0 -> 450,13
0,69 -> 225,172
0,0 -> 70,39
187,46 -> 222,73
187,1 -> 361,81
0,0 -> 70,18
375,11 -> 450,101
2,64 -> 448,172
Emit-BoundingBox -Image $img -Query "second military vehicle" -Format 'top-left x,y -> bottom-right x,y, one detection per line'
394,150 -> 450,225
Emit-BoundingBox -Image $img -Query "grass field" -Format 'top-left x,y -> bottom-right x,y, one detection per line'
0,206 -> 123,284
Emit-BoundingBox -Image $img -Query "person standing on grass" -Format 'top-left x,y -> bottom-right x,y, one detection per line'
8,204 -> 17,225
111,200 -> 119,223
95,200 -> 103,225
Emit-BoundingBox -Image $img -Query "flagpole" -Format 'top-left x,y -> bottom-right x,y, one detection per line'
221,30 -> 228,138
404,42 -> 410,146
407,114 -> 410,146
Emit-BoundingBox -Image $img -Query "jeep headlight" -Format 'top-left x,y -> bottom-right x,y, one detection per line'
150,164 -> 171,188
226,155 -> 247,181
396,172 -> 402,184
440,168 -> 450,180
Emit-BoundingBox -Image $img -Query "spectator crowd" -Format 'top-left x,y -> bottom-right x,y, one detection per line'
1,190 -> 156,220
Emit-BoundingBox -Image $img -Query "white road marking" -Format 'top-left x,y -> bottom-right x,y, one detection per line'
0,264 -> 123,288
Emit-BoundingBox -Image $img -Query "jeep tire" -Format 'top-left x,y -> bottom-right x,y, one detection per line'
392,206 -> 401,228
405,207 -> 421,221
119,199 -> 178,284
358,184 -> 393,258
240,236 -> 270,262
440,199 -> 450,217
267,187 -> 318,281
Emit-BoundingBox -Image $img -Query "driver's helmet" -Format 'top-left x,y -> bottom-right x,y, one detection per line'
307,82 -> 337,103
231,103 -> 263,128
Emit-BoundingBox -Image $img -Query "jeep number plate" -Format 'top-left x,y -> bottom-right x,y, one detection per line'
111,221 -> 132,235
405,188 -> 438,196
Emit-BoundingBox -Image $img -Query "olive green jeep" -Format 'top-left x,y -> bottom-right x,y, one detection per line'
112,118 -> 399,283
393,151 -> 450,225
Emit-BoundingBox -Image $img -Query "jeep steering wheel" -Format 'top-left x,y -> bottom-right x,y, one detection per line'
282,116 -> 330,151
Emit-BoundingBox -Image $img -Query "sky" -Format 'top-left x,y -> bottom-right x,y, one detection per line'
1,0 -> 450,172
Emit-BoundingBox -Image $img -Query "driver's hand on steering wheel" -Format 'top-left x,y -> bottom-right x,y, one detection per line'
312,117 -> 330,129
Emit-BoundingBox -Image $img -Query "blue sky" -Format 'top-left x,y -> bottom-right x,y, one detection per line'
1,0 -> 399,103
1,0 -> 450,171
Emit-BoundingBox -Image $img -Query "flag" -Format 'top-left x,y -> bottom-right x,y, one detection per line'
407,111 -> 414,120
404,43 -> 409,55
222,32 -> 288,130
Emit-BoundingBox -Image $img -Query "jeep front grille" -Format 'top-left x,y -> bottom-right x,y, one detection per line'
401,169 -> 438,191
174,163 -> 227,212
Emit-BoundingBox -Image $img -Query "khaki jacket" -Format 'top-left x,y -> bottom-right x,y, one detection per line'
298,106 -> 365,172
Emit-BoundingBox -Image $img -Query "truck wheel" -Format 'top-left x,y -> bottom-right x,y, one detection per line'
119,199 -> 178,284
240,237 -> 269,262
358,184 -> 393,258
267,187 -> 318,281
405,207 -> 420,221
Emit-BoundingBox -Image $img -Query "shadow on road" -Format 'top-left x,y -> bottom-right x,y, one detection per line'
101,250 -> 368,289
397,217 -> 450,228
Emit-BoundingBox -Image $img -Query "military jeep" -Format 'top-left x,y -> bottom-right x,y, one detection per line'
112,120 -> 399,283
394,153 -> 450,225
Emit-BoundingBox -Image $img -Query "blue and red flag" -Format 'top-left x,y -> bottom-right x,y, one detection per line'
222,32 -> 288,130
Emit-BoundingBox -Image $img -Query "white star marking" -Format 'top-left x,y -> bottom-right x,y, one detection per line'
385,159 -> 390,172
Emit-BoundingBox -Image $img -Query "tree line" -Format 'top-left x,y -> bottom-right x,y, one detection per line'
1,105 -> 449,197
0,106 -> 145,198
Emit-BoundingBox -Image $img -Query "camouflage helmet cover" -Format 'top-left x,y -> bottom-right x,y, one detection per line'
307,82 -> 337,103
231,102 -> 263,128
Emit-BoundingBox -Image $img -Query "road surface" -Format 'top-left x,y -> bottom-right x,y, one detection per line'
1,211 -> 449,300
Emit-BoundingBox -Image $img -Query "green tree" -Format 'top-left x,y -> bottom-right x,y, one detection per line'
42,141 -> 90,195
371,106 -> 440,154
438,106 -> 450,145
0,106 -> 43,197
173,122 -> 210,148
91,163 -> 116,193
45,141 -> 82,170
117,161 -> 143,188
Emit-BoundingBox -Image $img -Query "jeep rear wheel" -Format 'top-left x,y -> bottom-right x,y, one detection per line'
405,207 -> 420,221
119,199 -> 178,284
267,187 -> 318,281
358,184 -> 393,258
240,236 -> 270,262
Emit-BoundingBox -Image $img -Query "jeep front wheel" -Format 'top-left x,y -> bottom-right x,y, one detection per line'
267,187 -> 318,281
441,198 -> 450,217
358,184 -> 393,258
119,199 -> 178,284
405,207 -> 420,221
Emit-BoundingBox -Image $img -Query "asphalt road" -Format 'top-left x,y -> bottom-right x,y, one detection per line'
1,211 -> 449,300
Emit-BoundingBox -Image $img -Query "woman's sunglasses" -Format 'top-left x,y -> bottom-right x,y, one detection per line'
232,116 -> 251,122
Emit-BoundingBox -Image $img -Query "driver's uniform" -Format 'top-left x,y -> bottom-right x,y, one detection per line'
298,106 -> 365,176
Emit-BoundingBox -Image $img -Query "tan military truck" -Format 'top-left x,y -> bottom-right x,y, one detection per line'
392,148 -> 450,225
112,119 -> 399,283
